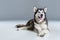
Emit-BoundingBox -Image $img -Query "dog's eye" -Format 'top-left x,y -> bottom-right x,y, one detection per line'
38,11 -> 40,13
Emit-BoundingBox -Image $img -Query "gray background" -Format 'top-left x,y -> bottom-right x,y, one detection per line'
0,0 -> 57,20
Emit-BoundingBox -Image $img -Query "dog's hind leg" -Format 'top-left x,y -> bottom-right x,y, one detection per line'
16,24 -> 30,31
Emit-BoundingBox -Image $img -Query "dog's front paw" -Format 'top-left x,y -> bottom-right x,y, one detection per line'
37,34 -> 45,37
37,33 -> 45,37
37,30 -> 49,37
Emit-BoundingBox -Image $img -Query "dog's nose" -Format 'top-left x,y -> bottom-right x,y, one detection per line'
41,14 -> 43,16
41,14 -> 43,18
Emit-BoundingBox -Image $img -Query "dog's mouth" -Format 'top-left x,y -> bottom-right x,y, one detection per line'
38,14 -> 43,20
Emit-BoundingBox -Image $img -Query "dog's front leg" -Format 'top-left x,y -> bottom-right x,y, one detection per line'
38,29 -> 49,37
35,28 -> 45,37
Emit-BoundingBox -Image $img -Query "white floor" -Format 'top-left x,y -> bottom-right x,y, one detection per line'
0,20 -> 60,40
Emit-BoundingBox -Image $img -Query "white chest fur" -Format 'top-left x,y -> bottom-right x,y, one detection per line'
34,21 -> 49,36
34,21 -> 48,31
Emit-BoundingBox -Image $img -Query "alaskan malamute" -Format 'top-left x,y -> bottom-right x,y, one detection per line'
16,7 -> 49,37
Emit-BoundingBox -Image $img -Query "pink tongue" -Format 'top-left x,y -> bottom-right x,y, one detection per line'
40,16 -> 43,19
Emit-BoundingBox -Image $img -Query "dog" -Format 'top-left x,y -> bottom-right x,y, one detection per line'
16,7 -> 49,37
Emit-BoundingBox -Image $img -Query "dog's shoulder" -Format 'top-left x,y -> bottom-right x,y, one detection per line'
26,19 -> 34,26
26,19 -> 35,31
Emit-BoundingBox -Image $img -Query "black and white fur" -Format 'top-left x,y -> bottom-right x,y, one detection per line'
16,7 -> 49,37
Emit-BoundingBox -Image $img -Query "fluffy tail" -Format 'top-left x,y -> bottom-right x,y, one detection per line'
16,24 -> 30,31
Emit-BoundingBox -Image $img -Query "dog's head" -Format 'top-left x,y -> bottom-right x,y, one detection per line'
33,7 -> 47,23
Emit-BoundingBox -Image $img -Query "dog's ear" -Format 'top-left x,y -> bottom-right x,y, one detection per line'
44,8 -> 47,12
33,7 -> 37,12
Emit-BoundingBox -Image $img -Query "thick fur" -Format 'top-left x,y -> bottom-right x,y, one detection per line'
16,7 -> 49,37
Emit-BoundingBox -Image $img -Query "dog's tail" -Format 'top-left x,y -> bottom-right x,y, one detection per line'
16,24 -> 30,31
